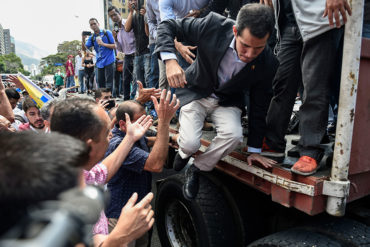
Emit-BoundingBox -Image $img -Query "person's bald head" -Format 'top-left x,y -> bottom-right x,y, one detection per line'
116,101 -> 145,131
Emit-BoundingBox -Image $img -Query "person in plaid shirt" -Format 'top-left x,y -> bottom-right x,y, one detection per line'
51,97 -> 157,247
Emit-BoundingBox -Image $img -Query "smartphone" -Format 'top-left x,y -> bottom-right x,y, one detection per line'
105,99 -> 116,110
82,31 -> 92,36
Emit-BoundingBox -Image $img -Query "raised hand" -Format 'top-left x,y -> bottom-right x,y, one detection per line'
165,59 -> 187,88
136,81 -> 161,104
151,89 -> 180,124
125,113 -> 153,142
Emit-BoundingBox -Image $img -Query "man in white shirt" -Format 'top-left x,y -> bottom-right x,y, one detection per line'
75,50 -> 85,93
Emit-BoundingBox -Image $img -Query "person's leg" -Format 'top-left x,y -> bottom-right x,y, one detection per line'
85,72 -> 91,92
193,101 -> 243,171
177,99 -> 208,160
79,70 -> 85,93
105,62 -> 115,91
144,53 -> 153,112
123,55 -> 134,100
113,69 -> 120,98
297,27 -> 344,162
149,43 -> 159,89
97,67 -> 105,88
135,55 -> 145,86
265,25 -> 303,152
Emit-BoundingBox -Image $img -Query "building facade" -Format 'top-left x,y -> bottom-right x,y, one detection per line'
0,24 -> 5,55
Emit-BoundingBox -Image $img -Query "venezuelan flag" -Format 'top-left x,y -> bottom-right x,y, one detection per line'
17,74 -> 52,108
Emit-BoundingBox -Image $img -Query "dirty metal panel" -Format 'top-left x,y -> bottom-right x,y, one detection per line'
347,171 -> 370,202
349,38 -> 370,175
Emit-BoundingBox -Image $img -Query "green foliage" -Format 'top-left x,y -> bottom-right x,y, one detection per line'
0,53 -> 29,74
40,53 -> 67,76
57,40 -> 82,56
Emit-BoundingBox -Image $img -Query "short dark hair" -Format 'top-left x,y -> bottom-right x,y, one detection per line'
89,18 -> 99,23
51,98 -> 104,142
5,88 -> 20,100
116,101 -> 144,123
236,3 -> 275,38
0,131 -> 89,234
108,5 -> 120,14
40,99 -> 58,121
94,88 -> 111,100
22,97 -> 38,113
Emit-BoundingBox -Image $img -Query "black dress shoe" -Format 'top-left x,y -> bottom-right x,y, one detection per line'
183,165 -> 200,200
173,153 -> 190,171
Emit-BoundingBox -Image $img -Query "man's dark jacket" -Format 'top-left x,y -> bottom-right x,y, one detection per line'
154,12 -> 278,148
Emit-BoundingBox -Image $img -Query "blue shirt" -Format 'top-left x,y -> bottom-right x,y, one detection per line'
85,29 -> 116,68
159,0 -> 210,20
146,0 -> 161,43
105,127 -> 151,219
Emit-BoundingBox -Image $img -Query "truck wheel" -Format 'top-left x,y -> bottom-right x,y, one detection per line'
155,174 -> 241,247
312,218 -> 370,246
248,228 -> 341,247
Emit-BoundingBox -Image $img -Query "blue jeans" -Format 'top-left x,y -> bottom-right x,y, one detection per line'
148,43 -> 159,89
134,53 -> 150,87
66,76 -> 75,88
78,70 -> 85,93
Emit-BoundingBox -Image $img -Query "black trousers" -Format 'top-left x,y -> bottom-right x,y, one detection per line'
265,24 -> 344,161
97,62 -> 114,89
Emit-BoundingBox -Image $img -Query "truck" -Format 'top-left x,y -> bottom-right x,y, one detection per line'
153,2 -> 370,246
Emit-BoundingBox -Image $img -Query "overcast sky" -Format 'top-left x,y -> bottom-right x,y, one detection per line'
0,0 -> 105,55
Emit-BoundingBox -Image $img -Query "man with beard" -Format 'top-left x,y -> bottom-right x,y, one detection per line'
18,97 -> 45,132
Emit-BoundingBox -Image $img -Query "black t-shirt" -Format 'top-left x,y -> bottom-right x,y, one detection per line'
365,0 -> 370,24
279,0 -> 297,28
132,13 -> 150,55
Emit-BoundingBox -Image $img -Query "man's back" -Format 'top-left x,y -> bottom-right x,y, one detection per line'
105,127 -> 152,219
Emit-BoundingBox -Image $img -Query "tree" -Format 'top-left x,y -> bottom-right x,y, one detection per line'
40,53 -> 67,76
0,53 -> 30,75
57,40 -> 82,56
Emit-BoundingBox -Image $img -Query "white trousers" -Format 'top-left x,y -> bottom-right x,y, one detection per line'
178,97 -> 243,171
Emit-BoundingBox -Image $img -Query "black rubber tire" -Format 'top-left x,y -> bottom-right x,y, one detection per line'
310,218 -> 370,246
155,174 -> 241,247
248,228 -> 342,247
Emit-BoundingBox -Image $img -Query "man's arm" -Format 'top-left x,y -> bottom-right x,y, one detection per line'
143,90 -> 180,172
323,0 -> 352,28
159,0 -> 176,21
124,1 -> 135,32
96,31 -> 116,50
155,16 -> 211,88
0,77 -> 14,123
146,0 -> 158,40
95,192 -> 155,247
102,114 -> 152,182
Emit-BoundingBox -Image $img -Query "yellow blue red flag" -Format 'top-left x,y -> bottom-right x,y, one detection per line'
17,74 -> 52,108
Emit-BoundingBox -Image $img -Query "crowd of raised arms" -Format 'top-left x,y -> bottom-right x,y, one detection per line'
1,0 -> 369,246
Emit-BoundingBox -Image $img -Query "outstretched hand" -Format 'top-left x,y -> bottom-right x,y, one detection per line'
247,153 -> 277,168
323,0 -> 352,28
151,89 -> 180,124
136,81 -> 161,104
112,192 -> 155,243
125,113 -> 153,142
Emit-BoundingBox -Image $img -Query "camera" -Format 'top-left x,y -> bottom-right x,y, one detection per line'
114,23 -> 119,33
131,3 -> 136,10
82,31 -> 92,36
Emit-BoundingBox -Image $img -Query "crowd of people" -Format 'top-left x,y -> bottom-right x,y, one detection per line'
1,0 -> 369,246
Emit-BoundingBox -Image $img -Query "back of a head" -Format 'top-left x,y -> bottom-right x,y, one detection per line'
0,131 -> 89,234
50,98 -> 103,142
116,100 -> 143,123
40,99 -> 58,121
236,3 -> 275,38
5,88 -> 20,100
